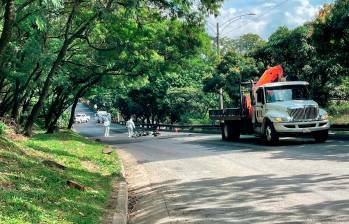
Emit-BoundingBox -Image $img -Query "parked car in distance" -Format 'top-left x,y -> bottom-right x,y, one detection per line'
95,111 -> 108,123
74,113 -> 90,123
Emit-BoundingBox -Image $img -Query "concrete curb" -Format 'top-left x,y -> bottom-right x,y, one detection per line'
120,158 -> 126,179
112,181 -> 128,224
112,149 -> 128,224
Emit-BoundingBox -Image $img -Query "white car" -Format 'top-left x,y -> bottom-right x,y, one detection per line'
74,113 -> 90,123
95,111 -> 108,123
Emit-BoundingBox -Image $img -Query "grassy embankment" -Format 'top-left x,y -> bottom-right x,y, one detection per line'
328,101 -> 349,124
0,125 -> 121,224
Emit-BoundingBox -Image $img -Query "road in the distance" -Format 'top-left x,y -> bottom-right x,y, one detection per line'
74,103 -> 349,224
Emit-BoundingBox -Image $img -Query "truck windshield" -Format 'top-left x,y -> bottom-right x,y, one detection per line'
265,85 -> 310,103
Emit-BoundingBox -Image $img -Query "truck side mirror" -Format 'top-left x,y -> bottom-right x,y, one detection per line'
261,89 -> 266,104
250,91 -> 255,105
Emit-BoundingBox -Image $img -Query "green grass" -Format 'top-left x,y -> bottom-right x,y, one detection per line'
0,129 -> 121,224
328,101 -> 349,124
330,115 -> 349,124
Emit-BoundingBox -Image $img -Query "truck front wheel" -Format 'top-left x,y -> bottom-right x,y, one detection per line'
265,122 -> 279,145
313,130 -> 328,143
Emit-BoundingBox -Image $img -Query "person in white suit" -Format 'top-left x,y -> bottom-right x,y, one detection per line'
104,117 -> 110,137
126,118 -> 135,138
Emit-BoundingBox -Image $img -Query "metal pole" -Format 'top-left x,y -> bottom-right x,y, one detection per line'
216,22 -> 224,110
216,22 -> 220,55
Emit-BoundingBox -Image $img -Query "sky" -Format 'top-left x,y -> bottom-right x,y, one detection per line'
206,0 -> 334,40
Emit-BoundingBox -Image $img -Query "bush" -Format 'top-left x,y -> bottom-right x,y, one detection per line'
0,122 -> 6,135
327,101 -> 349,116
327,101 -> 349,124
57,110 -> 71,128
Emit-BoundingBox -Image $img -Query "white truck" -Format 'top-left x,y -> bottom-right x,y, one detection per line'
209,69 -> 330,145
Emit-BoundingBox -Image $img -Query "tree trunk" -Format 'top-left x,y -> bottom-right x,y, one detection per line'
67,97 -> 79,129
11,78 -> 20,122
0,0 -> 15,57
46,94 -> 70,133
21,90 -> 34,116
146,117 -> 150,129
24,8 -> 98,136
67,90 -> 85,129
0,91 -> 14,116
68,76 -> 101,129
45,88 -> 63,128
47,108 -> 63,133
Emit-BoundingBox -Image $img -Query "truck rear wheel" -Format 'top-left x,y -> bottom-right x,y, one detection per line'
313,130 -> 328,143
221,121 -> 240,141
264,122 -> 279,145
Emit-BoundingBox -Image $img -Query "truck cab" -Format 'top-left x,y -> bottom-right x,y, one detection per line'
252,81 -> 330,144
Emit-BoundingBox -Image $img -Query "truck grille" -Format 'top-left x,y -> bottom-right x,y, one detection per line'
288,106 -> 318,121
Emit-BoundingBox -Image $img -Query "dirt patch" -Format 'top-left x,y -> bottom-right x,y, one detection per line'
0,156 -> 9,164
0,181 -> 15,190
102,180 -> 119,224
81,160 -> 99,172
0,155 -> 16,165
8,132 -> 27,142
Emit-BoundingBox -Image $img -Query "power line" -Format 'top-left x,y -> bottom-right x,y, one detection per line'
224,0 -> 290,36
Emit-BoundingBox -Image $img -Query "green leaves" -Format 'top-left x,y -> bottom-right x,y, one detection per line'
34,17 -> 45,31
43,0 -> 63,8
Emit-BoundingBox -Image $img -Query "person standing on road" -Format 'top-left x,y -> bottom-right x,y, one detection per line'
126,118 -> 135,138
107,113 -> 111,123
104,116 -> 110,137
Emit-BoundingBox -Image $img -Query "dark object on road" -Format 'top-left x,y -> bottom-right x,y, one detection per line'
67,180 -> 86,191
132,129 -> 150,138
95,138 -> 101,142
152,130 -> 160,137
152,125 -> 161,137
42,160 -> 66,170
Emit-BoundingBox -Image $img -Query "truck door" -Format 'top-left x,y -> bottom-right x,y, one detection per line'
254,88 -> 265,125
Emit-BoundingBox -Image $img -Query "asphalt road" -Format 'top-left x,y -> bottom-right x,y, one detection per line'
74,103 -> 349,224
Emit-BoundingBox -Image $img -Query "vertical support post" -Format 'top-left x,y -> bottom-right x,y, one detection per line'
216,22 -> 224,110
216,22 -> 220,55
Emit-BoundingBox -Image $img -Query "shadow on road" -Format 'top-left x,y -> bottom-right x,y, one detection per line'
181,135 -> 349,162
130,173 -> 349,224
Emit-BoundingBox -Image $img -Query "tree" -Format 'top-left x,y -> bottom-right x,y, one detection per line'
0,0 -> 223,135
204,50 -> 261,107
0,0 -> 15,57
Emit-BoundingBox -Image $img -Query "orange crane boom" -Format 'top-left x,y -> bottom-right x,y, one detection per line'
246,65 -> 284,117
254,65 -> 284,89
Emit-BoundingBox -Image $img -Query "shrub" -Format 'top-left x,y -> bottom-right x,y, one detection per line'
0,122 -> 6,135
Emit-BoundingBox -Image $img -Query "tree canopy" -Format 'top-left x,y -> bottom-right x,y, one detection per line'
0,0 -> 222,135
0,0 -> 348,133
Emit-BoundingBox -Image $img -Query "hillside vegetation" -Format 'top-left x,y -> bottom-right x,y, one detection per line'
0,125 -> 121,224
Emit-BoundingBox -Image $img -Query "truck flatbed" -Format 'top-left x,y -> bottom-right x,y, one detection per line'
209,108 -> 244,121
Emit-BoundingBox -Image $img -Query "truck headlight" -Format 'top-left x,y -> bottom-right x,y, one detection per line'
273,117 -> 292,123
274,117 -> 284,122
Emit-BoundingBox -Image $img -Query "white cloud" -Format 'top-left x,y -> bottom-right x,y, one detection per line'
206,0 -> 329,39
284,0 -> 321,26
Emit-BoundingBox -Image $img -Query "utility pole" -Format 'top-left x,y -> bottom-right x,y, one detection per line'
213,13 -> 256,110
216,22 -> 224,110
